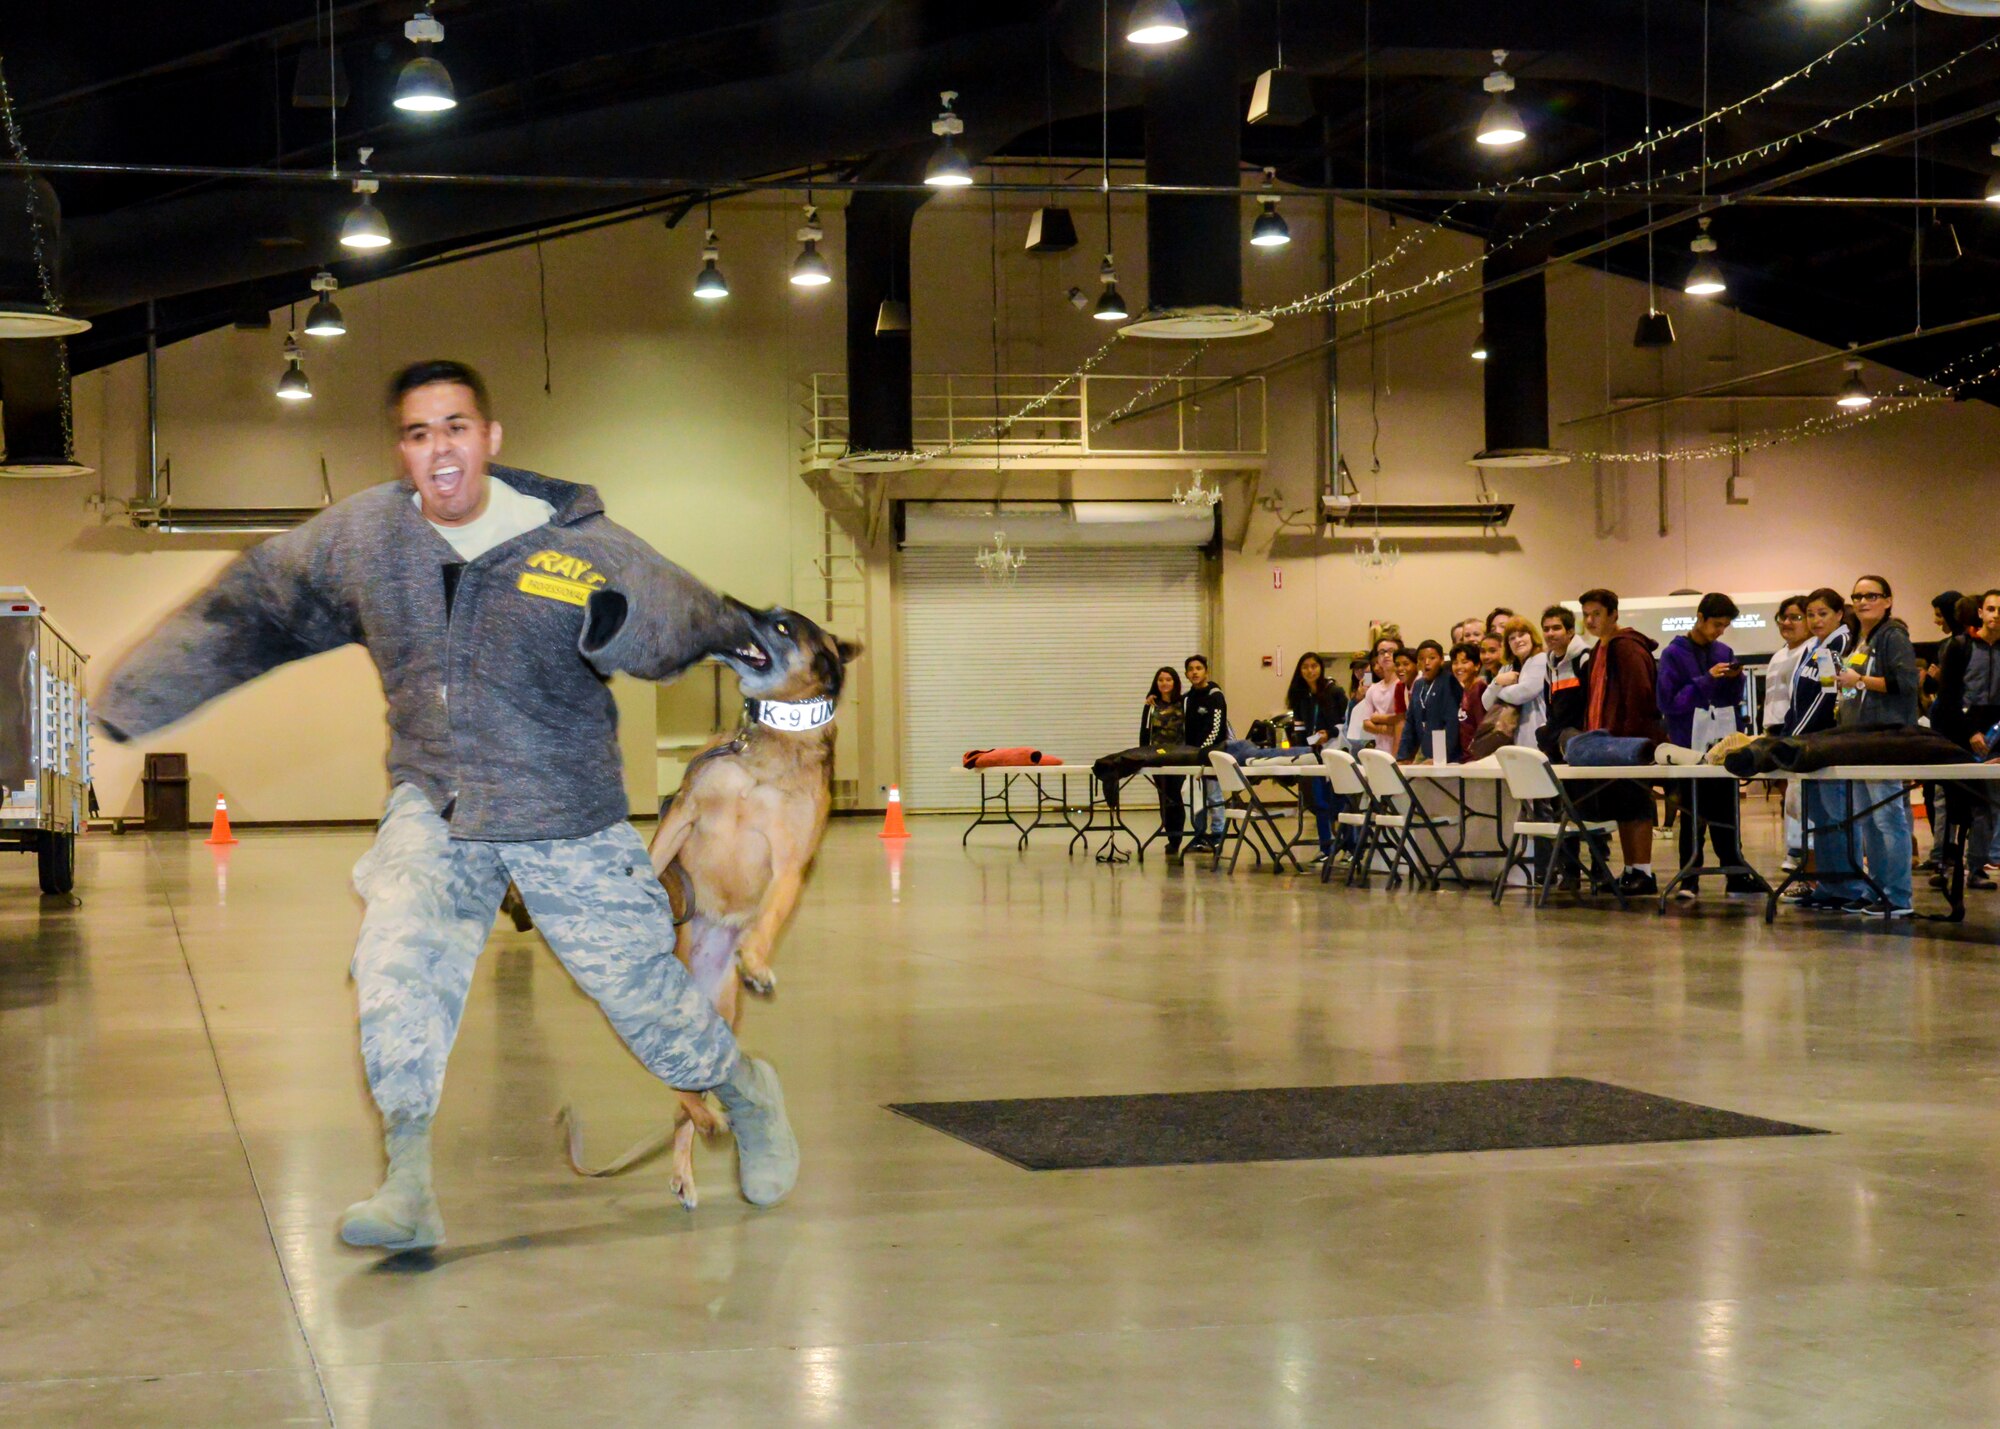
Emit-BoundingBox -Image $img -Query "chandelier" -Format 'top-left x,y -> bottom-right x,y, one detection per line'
1173,469 -> 1223,508
975,531 -> 1025,584
1352,531 -> 1401,576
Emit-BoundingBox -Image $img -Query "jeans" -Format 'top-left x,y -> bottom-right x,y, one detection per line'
1675,787 -> 1745,878
1199,776 -> 1226,836
1307,781 -> 1340,855
1855,781 -> 1913,908
1807,780 -> 1912,906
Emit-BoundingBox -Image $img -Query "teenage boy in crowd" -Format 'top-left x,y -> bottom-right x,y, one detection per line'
1656,592 -> 1760,896
1183,654 -> 1229,854
1399,639 -> 1464,764
1573,588 -> 1666,896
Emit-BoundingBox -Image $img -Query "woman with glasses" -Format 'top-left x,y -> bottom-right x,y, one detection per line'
1764,596 -> 1811,867
1827,576 -> 1921,916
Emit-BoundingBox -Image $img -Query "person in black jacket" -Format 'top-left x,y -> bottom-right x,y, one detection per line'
1396,640 -> 1463,763
1183,654 -> 1229,853
1286,652 -> 1348,860
1140,666 -> 1189,854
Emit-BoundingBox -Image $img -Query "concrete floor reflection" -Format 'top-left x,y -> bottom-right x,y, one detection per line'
2,812 -> 2000,1425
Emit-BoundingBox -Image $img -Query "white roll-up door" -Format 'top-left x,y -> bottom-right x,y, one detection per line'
900,546 -> 1206,811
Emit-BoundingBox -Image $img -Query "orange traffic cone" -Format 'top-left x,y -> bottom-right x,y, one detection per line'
879,785 -> 910,839
205,796 -> 238,846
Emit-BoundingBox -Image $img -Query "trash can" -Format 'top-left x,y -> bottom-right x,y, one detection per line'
143,752 -> 190,831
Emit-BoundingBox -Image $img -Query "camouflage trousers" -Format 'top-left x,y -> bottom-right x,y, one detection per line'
351,784 -> 739,1123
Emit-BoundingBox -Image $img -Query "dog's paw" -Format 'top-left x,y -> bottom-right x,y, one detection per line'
738,962 -> 776,996
668,1173 -> 699,1211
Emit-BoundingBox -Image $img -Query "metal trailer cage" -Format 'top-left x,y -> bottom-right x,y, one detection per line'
0,588 -> 91,893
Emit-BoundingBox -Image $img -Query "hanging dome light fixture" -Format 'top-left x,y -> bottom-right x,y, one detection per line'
1476,50 -> 1526,148
392,9 -> 457,113
1093,254 -> 1129,321
791,205 -> 832,287
1683,216 -> 1726,297
338,148 -> 392,250
925,91 -> 975,188
1126,0 -> 1189,45
1470,327 -> 1489,361
693,231 -> 728,300
302,272 -> 345,336
275,336 -> 313,401
1249,168 -> 1291,248
1835,353 -> 1873,410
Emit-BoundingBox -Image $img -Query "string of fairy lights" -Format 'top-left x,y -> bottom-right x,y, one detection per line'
903,2 -> 2000,470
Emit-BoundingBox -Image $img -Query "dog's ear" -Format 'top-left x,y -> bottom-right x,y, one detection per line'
837,638 -> 864,664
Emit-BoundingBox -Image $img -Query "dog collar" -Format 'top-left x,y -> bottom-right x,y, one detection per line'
748,697 -> 836,732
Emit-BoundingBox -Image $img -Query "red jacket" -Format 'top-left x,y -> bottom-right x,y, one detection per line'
1458,677 -> 1488,749
1584,627 -> 1666,741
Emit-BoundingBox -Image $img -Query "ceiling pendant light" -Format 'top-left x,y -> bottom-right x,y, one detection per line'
1249,168 -> 1290,248
302,272 -> 345,336
1093,254 -> 1129,321
1683,216 -> 1726,297
275,336 -> 312,401
1913,211 -> 1962,269
1248,0 -> 1314,125
1470,327 -> 1489,362
791,205 -> 832,287
392,9 -> 457,113
338,149 -> 391,250
693,231 -> 728,300
1986,132 -> 2000,203
875,297 -> 911,335
1632,309 -> 1677,348
1476,50 -> 1527,148
1835,354 -> 1873,410
1125,0 -> 1189,45
925,90 -> 974,188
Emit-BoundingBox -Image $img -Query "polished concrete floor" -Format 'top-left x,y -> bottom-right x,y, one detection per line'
4,808 -> 2000,1427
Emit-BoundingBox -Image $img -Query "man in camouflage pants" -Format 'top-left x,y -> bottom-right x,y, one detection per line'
98,360 -> 797,1253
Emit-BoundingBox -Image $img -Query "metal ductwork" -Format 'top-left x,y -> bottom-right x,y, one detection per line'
842,183 -> 926,465
0,177 -> 91,476
1471,239 -> 1569,468
1124,0 -> 1269,340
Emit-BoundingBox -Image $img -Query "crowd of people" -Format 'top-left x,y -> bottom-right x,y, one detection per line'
1128,581 -> 2000,916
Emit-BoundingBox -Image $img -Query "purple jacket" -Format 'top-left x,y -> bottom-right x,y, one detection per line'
1656,634 -> 1743,747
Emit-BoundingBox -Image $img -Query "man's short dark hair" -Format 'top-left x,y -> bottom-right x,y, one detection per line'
1984,588 -> 2000,605
1541,604 -> 1576,631
1449,642 -> 1480,665
1954,595 -> 1980,631
1578,587 -> 1619,616
390,360 -> 491,417
1697,592 -> 1740,622
1184,654 -> 1208,669
1416,639 -> 1444,657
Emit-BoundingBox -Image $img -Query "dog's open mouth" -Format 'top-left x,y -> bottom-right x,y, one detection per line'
734,641 -> 771,671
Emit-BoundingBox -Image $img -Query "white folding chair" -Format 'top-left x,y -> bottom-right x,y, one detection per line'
1356,748 -> 1460,890
1493,745 -> 1625,907
1207,751 -> 1303,874
1320,748 -> 1374,886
